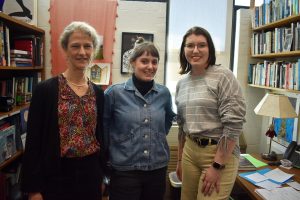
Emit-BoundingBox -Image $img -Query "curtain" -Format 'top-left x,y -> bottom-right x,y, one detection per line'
49,0 -> 118,75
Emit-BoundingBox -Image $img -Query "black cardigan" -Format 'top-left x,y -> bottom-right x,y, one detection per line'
21,76 -> 104,193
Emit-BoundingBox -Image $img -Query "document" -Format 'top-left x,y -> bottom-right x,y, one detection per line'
239,168 -> 293,186
245,172 -> 268,182
287,181 -> 300,191
255,187 -> 300,200
255,180 -> 281,190
264,168 -> 294,183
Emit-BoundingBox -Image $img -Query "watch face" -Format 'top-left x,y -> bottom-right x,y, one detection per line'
213,162 -> 225,170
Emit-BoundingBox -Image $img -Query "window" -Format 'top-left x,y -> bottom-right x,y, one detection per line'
166,0 -> 228,113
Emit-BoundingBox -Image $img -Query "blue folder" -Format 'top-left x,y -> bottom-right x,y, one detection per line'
239,168 -> 292,186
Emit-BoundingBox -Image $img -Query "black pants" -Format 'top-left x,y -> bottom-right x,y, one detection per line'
42,153 -> 102,200
109,166 -> 167,200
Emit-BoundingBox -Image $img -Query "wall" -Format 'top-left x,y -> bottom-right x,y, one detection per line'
233,9 -> 265,153
166,0 -> 234,98
112,1 -> 167,84
37,0 -> 51,79
37,0 -> 167,84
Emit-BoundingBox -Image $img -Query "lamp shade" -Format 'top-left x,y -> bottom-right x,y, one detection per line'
254,93 -> 298,118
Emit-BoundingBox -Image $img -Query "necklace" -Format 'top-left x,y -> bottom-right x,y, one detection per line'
67,80 -> 87,90
63,73 -> 88,90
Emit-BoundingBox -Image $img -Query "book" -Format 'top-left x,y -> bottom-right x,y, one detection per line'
239,154 -> 256,171
10,57 -> 33,62
10,49 -> 31,55
20,107 -> 29,135
10,53 -> 32,59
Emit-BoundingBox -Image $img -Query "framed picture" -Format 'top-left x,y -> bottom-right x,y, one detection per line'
273,93 -> 300,147
0,125 -> 16,164
3,0 -> 37,26
121,32 -> 154,74
87,62 -> 110,85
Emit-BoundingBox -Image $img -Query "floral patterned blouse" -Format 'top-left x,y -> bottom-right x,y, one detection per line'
58,74 -> 99,157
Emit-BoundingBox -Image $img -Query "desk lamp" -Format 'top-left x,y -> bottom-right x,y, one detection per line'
254,93 -> 298,161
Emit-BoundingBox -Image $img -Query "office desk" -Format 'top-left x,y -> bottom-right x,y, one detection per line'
235,154 -> 300,200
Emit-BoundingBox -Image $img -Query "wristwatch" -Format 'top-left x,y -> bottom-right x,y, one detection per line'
212,161 -> 225,170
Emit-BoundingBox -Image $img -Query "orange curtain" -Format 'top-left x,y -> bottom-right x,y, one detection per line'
49,0 -> 118,75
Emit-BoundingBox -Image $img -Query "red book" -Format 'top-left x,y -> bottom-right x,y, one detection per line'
14,40 -> 33,52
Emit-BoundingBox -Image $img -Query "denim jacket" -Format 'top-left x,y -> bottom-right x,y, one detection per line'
103,78 -> 176,171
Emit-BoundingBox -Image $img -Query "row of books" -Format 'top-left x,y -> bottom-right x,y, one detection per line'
252,0 -> 300,28
0,21 -> 43,67
0,73 -> 41,106
248,60 -> 300,91
251,22 -> 300,55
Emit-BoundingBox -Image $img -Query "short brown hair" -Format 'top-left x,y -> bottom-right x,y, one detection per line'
129,42 -> 160,63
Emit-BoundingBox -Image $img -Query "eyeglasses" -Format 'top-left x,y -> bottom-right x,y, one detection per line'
184,43 -> 207,51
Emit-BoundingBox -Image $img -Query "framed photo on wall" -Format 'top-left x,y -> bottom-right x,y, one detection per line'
3,0 -> 37,26
87,63 -> 111,85
273,93 -> 300,147
121,32 -> 154,74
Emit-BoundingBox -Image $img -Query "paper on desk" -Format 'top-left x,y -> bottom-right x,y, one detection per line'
287,181 -> 300,191
264,168 -> 294,183
256,180 -> 282,190
245,172 -> 267,182
242,154 -> 268,168
255,187 -> 300,200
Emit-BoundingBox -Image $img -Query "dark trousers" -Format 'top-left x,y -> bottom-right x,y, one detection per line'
109,166 -> 167,200
42,153 -> 102,200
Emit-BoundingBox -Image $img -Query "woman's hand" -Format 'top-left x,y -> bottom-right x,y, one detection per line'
201,166 -> 221,196
176,160 -> 182,181
28,192 -> 43,200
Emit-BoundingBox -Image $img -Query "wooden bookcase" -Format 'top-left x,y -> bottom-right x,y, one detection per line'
248,1 -> 300,94
0,12 -> 45,170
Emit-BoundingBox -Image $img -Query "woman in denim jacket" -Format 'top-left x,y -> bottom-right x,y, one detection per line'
103,42 -> 176,200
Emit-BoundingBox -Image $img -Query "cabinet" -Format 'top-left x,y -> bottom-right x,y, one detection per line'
249,0 -> 300,94
0,12 -> 45,169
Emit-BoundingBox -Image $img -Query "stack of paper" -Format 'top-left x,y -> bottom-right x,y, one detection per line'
239,155 -> 256,170
239,154 -> 268,170
239,168 -> 294,189
255,187 -> 300,200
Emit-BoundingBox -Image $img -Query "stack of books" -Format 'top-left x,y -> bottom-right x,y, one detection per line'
239,154 -> 257,171
10,49 -> 33,67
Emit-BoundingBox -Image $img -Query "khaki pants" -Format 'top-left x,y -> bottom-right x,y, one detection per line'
181,137 -> 239,200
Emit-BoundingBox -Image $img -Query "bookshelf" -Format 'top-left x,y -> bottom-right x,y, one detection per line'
0,12 -> 45,171
249,0 -> 300,94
